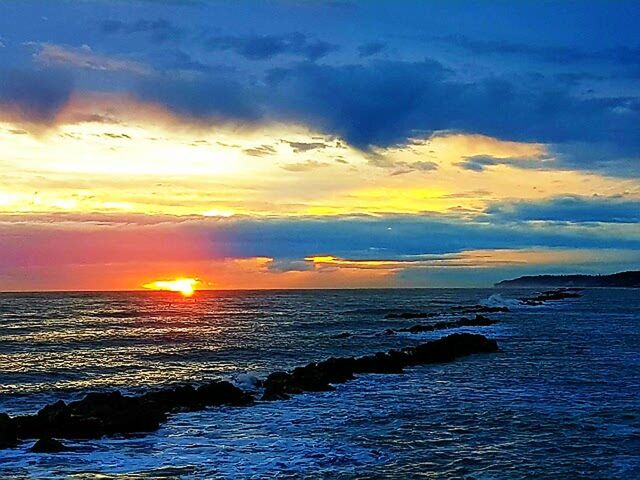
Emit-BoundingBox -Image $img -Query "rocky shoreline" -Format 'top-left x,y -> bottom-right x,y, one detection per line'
0,288 -> 580,453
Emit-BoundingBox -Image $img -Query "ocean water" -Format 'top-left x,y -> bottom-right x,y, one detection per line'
0,288 -> 639,479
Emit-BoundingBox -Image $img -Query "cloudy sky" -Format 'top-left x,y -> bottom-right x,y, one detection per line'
0,0 -> 639,290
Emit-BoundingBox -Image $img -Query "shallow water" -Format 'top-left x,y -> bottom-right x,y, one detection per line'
1,288 -> 639,479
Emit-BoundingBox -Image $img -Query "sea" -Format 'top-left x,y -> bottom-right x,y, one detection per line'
0,288 -> 638,479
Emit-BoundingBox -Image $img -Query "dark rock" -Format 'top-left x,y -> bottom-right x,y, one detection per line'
14,379 -> 255,441
142,384 -> 200,411
31,437 -> 68,453
316,357 -> 356,384
16,391 -> 166,439
196,381 -> 253,406
353,352 -> 405,374
0,413 -> 17,448
262,371 -> 299,401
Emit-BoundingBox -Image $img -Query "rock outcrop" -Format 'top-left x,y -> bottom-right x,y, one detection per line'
519,288 -> 582,305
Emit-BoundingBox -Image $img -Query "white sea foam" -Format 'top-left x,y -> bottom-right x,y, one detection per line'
481,293 -> 522,309
233,373 -> 262,391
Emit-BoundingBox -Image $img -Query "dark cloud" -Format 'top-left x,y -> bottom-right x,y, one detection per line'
357,42 -> 386,57
284,140 -> 330,153
376,158 -> 438,176
264,60 -> 640,153
550,142 -> 640,177
135,73 -> 260,121
101,19 -> 184,43
243,144 -> 277,157
3,214 -> 638,272
266,259 -> 314,273
456,155 -> 550,172
0,67 -> 72,122
2,50 -> 638,177
166,49 -> 212,72
487,196 -> 640,224
100,132 -> 132,139
198,214 -> 640,260
438,35 -> 640,70
204,32 -> 338,61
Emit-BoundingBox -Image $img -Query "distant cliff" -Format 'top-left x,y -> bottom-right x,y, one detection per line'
495,271 -> 640,288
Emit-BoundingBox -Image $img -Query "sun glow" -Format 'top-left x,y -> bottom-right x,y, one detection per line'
142,278 -> 199,296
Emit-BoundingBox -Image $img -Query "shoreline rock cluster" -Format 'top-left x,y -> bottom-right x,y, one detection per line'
0,333 -> 498,452
519,288 -> 582,306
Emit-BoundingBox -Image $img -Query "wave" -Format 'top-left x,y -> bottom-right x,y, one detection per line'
232,373 -> 262,392
481,294 -> 522,309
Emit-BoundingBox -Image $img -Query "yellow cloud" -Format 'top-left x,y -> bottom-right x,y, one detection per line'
0,96 -> 638,219
305,249 -> 633,270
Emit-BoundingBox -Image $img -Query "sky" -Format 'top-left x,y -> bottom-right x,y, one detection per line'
0,0 -> 639,290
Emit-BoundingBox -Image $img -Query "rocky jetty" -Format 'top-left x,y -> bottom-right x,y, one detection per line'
262,333 -> 498,401
0,333 -> 499,449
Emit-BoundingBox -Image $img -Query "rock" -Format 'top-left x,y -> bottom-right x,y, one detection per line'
16,391 -> 166,439
316,357 -> 357,384
197,381 -> 253,406
31,437 -> 68,453
0,413 -> 17,449
13,379 -> 257,441
142,384 -> 200,411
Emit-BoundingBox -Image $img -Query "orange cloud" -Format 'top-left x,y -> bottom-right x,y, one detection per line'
31,43 -> 152,76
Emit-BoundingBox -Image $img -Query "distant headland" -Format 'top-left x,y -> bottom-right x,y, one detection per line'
495,271 -> 640,288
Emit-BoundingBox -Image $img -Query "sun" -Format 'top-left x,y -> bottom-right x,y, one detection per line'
142,277 -> 200,297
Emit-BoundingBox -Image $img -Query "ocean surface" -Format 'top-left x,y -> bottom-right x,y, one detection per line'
0,288 -> 639,479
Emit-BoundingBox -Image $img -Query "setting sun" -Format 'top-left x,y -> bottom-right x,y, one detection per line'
142,278 -> 200,297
